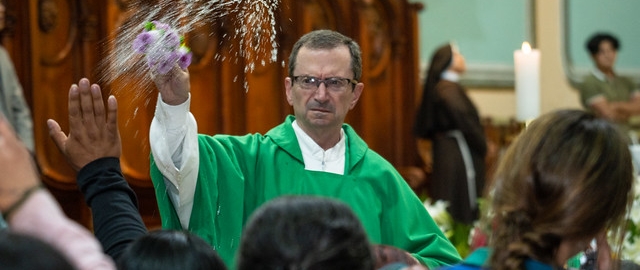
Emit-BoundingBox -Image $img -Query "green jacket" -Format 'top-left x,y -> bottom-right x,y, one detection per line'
151,115 -> 461,268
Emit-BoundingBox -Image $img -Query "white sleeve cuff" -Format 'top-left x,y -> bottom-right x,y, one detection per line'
157,93 -> 192,131
150,93 -> 199,229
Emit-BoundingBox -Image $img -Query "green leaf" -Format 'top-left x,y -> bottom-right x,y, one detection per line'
144,21 -> 154,31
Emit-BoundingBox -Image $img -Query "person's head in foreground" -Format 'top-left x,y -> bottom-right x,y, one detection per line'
237,195 -> 375,270
117,229 -> 227,270
0,230 -> 76,270
488,109 -> 633,270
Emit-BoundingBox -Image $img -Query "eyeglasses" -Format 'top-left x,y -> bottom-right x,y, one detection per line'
292,76 -> 358,92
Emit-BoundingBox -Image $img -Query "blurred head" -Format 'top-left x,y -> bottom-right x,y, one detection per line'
488,110 -> 633,270
0,231 -> 76,270
117,230 -> 226,270
414,43 -> 453,138
285,30 -> 364,139
428,44 -> 454,80
237,196 -> 374,270
448,47 -> 466,74
586,33 -> 620,72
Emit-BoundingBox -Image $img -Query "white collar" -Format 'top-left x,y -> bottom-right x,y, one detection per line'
441,70 -> 460,82
291,120 -> 346,174
591,69 -> 607,82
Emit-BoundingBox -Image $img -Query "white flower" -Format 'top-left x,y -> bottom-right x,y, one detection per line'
620,175 -> 640,264
622,232 -> 640,263
424,199 -> 454,238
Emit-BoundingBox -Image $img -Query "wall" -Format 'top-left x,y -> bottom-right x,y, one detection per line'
535,0 -> 582,116
416,0 -> 583,121
415,0 -> 530,66
567,0 -> 640,72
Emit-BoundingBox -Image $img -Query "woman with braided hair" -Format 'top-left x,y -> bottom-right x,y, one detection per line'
439,109 -> 634,270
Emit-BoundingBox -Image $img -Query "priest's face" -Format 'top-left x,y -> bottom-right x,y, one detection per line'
285,46 -> 363,134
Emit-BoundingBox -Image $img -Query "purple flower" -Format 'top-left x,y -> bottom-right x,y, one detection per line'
152,21 -> 171,31
145,54 -> 157,68
155,51 -> 180,75
134,21 -> 190,74
162,30 -> 181,50
132,31 -> 159,53
177,47 -> 192,69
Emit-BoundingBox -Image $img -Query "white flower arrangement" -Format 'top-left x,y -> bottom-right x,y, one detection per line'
424,198 -> 478,257
620,175 -> 640,263
423,199 -> 454,239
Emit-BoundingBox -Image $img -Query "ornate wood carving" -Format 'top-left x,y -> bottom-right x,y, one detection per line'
299,0 -> 337,31
79,1 -> 99,41
361,1 -> 392,78
38,0 -> 59,33
17,0 -> 425,229
39,0 -> 77,66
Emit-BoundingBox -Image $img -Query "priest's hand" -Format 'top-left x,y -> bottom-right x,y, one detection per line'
152,65 -> 190,105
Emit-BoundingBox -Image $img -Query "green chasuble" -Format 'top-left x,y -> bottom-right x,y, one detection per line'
150,115 -> 461,268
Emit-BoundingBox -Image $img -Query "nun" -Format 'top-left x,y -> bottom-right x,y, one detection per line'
414,43 -> 487,224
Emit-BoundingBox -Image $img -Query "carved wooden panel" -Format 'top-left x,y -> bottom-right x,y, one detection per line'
14,0 -> 424,228
26,0 -> 108,225
2,1 -> 33,105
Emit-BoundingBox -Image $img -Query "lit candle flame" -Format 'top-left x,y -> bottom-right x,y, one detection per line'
521,42 -> 532,53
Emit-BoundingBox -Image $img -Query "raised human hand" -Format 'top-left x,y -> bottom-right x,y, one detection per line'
0,114 -> 40,213
151,65 -> 190,105
48,78 -> 121,171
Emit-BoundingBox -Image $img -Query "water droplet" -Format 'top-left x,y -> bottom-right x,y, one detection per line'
100,0 -> 281,137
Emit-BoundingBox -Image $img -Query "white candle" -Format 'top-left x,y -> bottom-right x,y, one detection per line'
514,42 -> 540,122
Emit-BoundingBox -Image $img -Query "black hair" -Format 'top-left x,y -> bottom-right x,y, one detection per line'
0,230 -> 76,270
237,196 -> 374,270
117,230 -> 227,270
585,32 -> 620,55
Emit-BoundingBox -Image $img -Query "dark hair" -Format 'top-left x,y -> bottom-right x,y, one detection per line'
117,230 -> 227,270
237,196 -> 374,270
488,110 -> 633,270
585,32 -> 620,55
288,29 -> 362,81
0,230 -> 76,270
